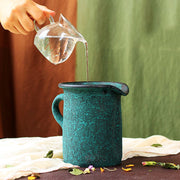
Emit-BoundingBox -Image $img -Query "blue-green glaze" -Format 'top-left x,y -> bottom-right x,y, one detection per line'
52,81 -> 129,167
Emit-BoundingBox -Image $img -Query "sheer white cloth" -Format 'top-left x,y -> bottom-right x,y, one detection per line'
0,135 -> 180,180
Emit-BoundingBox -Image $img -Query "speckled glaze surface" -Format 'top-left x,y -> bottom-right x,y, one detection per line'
52,82 -> 129,167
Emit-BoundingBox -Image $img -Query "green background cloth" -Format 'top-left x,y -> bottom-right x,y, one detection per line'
76,0 -> 180,139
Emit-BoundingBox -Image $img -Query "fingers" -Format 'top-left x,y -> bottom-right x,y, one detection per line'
4,24 -> 20,34
26,2 -> 55,25
3,15 -> 28,35
27,6 -> 45,25
0,0 -> 56,35
14,20 -> 28,35
35,4 -> 56,18
17,13 -> 34,32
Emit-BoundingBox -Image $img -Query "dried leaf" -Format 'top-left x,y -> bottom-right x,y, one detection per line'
158,162 -> 180,170
151,144 -> 162,147
103,167 -> 117,171
142,161 -> 180,170
44,150 -> 53,158
69,168 -> 84,175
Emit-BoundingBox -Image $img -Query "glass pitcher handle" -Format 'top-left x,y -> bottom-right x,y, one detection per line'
34,16 -> 54,32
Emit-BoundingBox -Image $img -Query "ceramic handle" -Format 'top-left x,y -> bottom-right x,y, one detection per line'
51,94 -> 64,128
34,16 -> 54,32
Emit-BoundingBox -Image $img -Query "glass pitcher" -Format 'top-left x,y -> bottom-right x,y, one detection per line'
34,14 -> 86,65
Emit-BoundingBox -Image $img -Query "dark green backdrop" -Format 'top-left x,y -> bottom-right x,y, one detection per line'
76,0 -> 180,139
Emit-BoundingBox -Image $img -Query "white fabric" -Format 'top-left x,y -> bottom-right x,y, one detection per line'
0,135 -> 180,180
122,135 -> 180,160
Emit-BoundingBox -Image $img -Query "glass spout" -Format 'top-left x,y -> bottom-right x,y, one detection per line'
59,14 -> 85,41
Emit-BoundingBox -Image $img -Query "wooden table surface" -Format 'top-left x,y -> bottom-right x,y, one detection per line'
19,153 -> 180,180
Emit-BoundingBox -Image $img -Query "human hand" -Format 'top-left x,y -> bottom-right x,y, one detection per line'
0,0 -> 55,35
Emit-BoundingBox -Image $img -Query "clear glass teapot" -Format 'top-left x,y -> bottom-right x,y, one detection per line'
34,14 -> 86,65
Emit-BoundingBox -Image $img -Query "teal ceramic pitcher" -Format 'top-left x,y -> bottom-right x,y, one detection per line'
52,81 -> 129,167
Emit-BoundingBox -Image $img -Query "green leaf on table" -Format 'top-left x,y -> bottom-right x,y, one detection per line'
142,161 -> 180,170
151,144 -> 162,147
44,150 -> 53,158
69,168 -> 84,175
158,162 -> 180,170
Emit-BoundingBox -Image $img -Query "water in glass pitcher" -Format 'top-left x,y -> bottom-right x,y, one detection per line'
35,36 -> 76,64
34,14 -> 89,80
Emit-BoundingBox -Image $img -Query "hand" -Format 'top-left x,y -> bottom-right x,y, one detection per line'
0,0 -> 55,35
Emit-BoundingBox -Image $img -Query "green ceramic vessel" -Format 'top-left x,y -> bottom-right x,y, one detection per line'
52,81 -> 129,167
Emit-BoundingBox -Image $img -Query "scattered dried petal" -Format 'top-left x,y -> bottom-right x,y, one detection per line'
84,168 -> 91,174
122,167 -> 132,172
28,176 -> 36,180
103,167 -> 117,171
88,165 -> 95,171
88,165 -> 93,169
142,161 -> 157,166
28,173 -> 40,180
126,164 -> 134,167
100,167 -> 104,173
31,173 -> 40,178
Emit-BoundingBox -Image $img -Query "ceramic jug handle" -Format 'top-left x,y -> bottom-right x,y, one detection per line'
34,16 -> 54,32
51,94 -> 64,128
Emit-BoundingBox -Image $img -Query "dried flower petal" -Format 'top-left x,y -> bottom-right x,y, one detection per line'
88,165 -> 95,171
28,176 -> 36,180
88,165 -> 93,169
142,161 -> 157,166
84,168 -> 91,174
122,167 -> 132,172
100,167 -> 104,173
103,167 -> 117,171
28,173 -> 40,180
126,164 -> 134,167
31,173 -> 40,178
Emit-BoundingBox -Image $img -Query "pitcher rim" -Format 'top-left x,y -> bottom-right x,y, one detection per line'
58,81 -> 129,96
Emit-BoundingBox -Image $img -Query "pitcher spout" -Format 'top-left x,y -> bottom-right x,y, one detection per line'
108,82 -> 129,96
